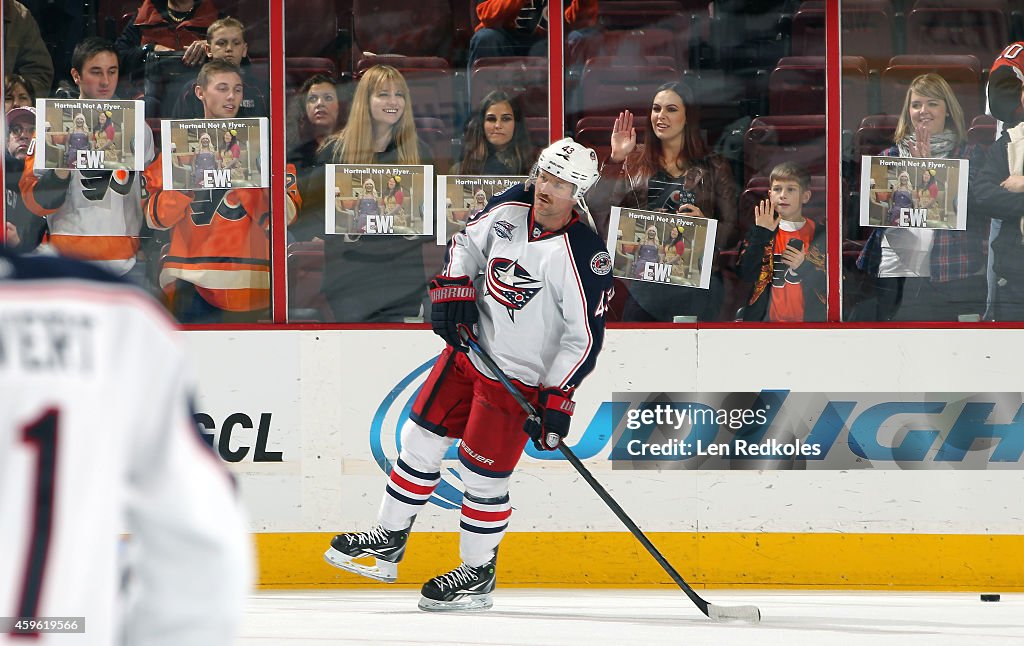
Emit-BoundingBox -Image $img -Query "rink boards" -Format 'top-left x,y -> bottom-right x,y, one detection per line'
182,328 -> 1024,590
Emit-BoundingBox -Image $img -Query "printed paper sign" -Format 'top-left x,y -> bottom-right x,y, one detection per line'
860,155 -> 968,230
325,164 -> 434,236
606,207 -> 717,289
435,175 -> 527,245
161,117 -> 268,189
35,98 -> 145,171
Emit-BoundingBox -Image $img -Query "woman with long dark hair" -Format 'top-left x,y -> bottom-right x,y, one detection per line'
452,90 -> 532,175
589,80 -> 738,321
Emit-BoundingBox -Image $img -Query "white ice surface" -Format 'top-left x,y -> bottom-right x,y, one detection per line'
239,589 -> 1024,645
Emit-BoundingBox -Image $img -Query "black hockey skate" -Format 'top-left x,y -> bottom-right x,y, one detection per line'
417,554 -> 497,612
323,525 -> 408,583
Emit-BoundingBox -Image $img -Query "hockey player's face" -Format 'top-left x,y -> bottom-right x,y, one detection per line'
908,91 -> 947,138
534,170 -> 575,220
72,52 -> 119,100
651,90 -> 686,142
370,82 -> 405,129
306,83 -> 339,131
208,26 -> 248,66
483,100 -> 515,148
197,72 -> 243,119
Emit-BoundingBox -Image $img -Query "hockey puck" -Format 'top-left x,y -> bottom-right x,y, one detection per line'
980,594 -> 1001,602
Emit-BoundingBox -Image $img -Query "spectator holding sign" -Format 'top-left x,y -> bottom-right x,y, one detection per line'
142,60 -> 299,323
588,80 -> 738,321
855,73 -> 985,321
315,64 -> 433,322
19,38 -> 155,278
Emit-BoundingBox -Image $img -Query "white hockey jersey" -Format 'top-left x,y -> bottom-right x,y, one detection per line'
0,250 -> 251,645
20,127 -> 156,276
442,183 -> 614,391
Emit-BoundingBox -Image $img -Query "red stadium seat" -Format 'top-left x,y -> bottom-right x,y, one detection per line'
282,0 -> 340,58
769,56 -> 869,132
352,0 -> 455,60
416,122 -> 453,172
968,114 -> 998,147
880,55 -> 984,122
525,116 -> 549,156
568,27 -> 685,71
596,1 -> 690,30
470,57 -> 548,119
577,61 -> 678,121
906,0 -> 1009,67
743,115 -> 827,182
791,0 -> 893,73
287,241 -> 334,322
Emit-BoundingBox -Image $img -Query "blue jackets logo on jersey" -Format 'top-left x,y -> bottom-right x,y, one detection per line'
590,251 -> 612,275
493,220 -> 516,240
486,257 -> 543,320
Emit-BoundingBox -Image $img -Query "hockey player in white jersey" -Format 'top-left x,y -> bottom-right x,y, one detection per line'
325,138 -> 614,611
0,249 -> 252,644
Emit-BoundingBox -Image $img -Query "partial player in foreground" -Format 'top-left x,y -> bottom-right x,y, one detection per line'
0,249 -> 252,645
325,138 -> 614,611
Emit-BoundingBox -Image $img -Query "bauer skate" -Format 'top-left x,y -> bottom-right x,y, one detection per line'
417,555 -> 497,612
323,525 -> 408,583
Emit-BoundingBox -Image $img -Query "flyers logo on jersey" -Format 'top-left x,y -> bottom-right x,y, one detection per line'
486,257 -> 543,321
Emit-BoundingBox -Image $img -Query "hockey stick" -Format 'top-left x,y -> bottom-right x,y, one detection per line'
460,332 -> 761,623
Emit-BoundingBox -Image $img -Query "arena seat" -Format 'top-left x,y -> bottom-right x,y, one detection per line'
906,0 -> 1009,68
470,57 -> 548,119
352,0 -> 455,60
287,240 -> 333,322
880,55 -> 984,121
743,115 -> 827,183
791,0 -> 893,73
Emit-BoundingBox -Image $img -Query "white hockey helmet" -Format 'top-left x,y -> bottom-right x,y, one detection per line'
530,137 -> 600,202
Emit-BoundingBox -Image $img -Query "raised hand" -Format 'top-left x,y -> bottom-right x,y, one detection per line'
609,110 -> 637,163
909,122 -> 931,157
754,197 -> 779,231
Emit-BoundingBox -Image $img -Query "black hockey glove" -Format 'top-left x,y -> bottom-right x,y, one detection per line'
429,275 -> 478,349
524,388 -> 574,451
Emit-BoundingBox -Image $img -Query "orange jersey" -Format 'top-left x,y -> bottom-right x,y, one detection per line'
767,219 -> 816,322
144,156 -> 279,312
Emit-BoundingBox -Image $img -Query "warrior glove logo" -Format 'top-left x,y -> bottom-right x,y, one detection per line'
486,257 -> 543,320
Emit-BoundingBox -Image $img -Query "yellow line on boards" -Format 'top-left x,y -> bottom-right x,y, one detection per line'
255,532 -> 1024,591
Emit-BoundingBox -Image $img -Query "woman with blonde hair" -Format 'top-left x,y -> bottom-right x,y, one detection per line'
317,65 -> 433,322
855,73 -> 985,321
319,65 -> 427,165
